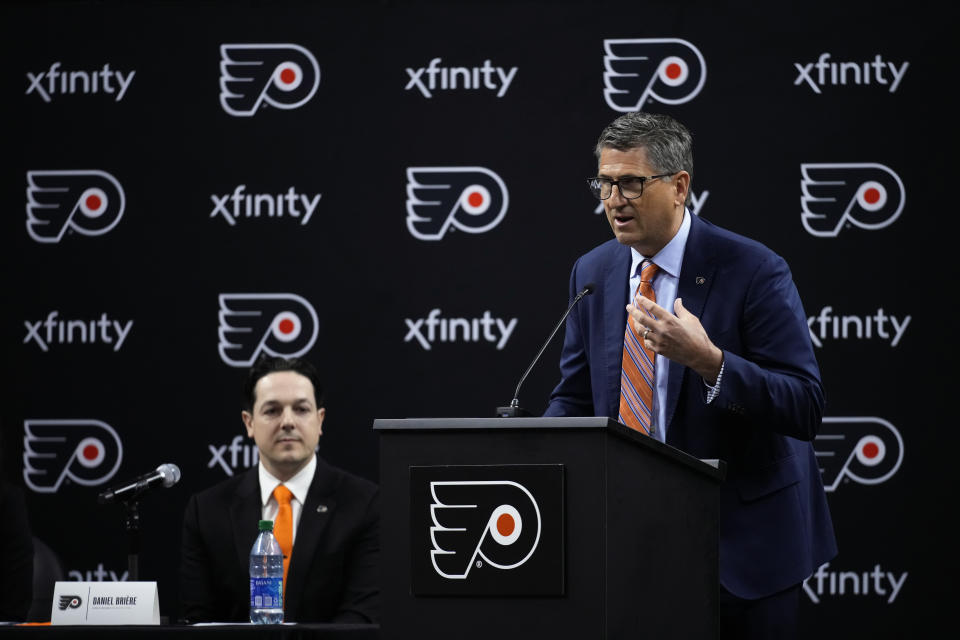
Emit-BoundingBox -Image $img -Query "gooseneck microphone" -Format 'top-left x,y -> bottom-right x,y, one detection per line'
496,283 -> 595,417
97,463 -> 181,503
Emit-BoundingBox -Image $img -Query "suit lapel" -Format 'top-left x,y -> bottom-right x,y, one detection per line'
603,243 -> 632,418
285,456 -> 337,616
665,214 -> 718,437
230,468 -> 262,573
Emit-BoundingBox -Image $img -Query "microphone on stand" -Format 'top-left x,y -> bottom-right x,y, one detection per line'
496,283 -> 595,417
97,463 -> 181,504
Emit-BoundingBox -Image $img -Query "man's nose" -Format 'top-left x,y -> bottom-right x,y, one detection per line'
280,407 -> 296,428
608,183 -> 628,206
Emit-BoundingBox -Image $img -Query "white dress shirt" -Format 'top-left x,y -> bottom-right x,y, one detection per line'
257,455 -> 317,545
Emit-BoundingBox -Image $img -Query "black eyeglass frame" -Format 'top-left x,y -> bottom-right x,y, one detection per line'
586,172 -> 678,200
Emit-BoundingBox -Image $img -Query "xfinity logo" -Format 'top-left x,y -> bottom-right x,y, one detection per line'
209,185 -> 321,227
814,417 -> 903,492
404,309 -> 517,351
405,58 -> 518,98
218,293 -> 319,367
23,420 -> 123,493
27,170 -> 126,243
804,562 -> 907,604
603,38 -> 706,111
68,563 -> 129,582
220,43 -> 320,117
794,53 -> 909,94
26,62 -> 135,103
807,307 -> 910,348
594,188 -> 709,216
24,311 -> 133,352
207,435 -> 259,476
406,167 -> 509,240
801,163 -> 905,237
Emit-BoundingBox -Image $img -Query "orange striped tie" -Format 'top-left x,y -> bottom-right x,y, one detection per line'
272,485 -> 293,594
619,260 -> 659,435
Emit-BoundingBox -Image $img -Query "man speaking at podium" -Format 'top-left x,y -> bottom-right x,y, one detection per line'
544,112 -> 836,638
179,356 -> 379,623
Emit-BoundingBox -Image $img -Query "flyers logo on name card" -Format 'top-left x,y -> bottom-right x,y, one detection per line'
814,417 -> 903,492
410,464 -> 564,595
405,167 -> 509,241
603,38 -> 707,112
801,163 -> 905,237
218,293 -> 319,367
220,44 -> 321,117
26,170 -> 125,243
23,420 -> 123,493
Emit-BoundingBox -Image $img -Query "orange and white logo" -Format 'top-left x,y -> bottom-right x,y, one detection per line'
603,38 -> 706,112
814,417 -> 903,492
26,170 -> 125,243
23,420 -> 123,493
218,293 -> 319,367
801,163 -> 905,237
429,480 -> 541,579
406,167 -> 508,241
220,44 -> 320,117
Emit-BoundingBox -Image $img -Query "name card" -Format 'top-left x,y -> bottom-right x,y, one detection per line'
51,581 -> 160,625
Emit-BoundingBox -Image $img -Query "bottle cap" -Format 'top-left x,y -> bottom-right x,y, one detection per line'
258,520 -> 273,531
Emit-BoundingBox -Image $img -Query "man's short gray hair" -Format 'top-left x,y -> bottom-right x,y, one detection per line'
594,112 -> 694,196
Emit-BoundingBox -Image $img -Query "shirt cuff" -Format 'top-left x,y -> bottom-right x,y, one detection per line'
704,358 -> 725,404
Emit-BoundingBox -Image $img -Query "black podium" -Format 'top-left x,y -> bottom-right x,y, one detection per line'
374,417 -> 726,640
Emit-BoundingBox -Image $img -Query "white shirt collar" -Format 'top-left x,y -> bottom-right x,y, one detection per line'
257,454 -> 317,507
629,208 -> 691,278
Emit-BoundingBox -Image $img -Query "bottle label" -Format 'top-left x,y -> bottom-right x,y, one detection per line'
250,577 -> 283,609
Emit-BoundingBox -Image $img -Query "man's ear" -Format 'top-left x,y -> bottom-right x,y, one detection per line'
674,171 -> 691,207
241,411 -> 254,437
316,407 -> 326,436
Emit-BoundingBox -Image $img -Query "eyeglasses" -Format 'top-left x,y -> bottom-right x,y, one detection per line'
586,173 -> 676,200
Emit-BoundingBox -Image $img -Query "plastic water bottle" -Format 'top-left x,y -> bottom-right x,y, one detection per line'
249,519 -> 284,624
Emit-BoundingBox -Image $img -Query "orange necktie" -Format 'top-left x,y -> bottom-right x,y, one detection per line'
272,485 -> 293,594
619,260 -> 659,435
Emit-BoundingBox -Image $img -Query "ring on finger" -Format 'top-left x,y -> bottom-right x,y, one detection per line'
643,328 -> 651,339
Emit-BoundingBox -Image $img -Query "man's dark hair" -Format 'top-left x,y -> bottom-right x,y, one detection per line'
242,355 -> 325,412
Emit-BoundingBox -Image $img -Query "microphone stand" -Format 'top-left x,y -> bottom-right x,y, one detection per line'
496,284 -> 594,417
121,498 -> 140,581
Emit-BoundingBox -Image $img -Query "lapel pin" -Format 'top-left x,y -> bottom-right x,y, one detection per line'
696,277 -> 705,285
317,505 -> 328,513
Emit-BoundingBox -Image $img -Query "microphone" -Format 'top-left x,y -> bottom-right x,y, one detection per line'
496,283 -> 595,417
97,463 -> 181,504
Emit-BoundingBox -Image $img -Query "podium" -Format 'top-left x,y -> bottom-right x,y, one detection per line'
375,417 -> 726,639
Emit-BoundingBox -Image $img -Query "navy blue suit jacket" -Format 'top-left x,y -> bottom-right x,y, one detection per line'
179,456 -> 379,623
545,213 -> 837,598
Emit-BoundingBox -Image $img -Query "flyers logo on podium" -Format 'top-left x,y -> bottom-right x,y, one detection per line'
814,417 -> 904,492
801,163 -> 905,237
218,293 -> 319,367
26,170 -> 125,243
220,44 -> 321,117
23,419 -> 123,493
405,167 -> 509,241
603,38 -> 706,112
410,465 -> 563,595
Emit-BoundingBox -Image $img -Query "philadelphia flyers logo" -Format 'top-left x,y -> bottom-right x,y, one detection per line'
58,595 -> 82,610
429,480 -> 541,579
218,293 -> 319,367
801,163 -> 905,237
23,420 -> 123,493
26,170 -> 125,243
220,43 -> 321,116
405,167 -> 509,240
814,417 -> 903,491
603,38 -> 706,112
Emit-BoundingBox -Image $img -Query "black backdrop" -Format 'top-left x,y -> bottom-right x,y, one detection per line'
2,0 -> 955,635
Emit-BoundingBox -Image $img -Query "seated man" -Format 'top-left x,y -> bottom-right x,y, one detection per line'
179,356 -> 379,623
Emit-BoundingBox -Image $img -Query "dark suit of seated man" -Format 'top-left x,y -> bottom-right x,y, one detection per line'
179,356 -> 379,623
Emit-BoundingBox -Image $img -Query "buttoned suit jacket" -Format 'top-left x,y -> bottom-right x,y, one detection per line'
544,213 -> 837,599
179,455 -> 379,623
